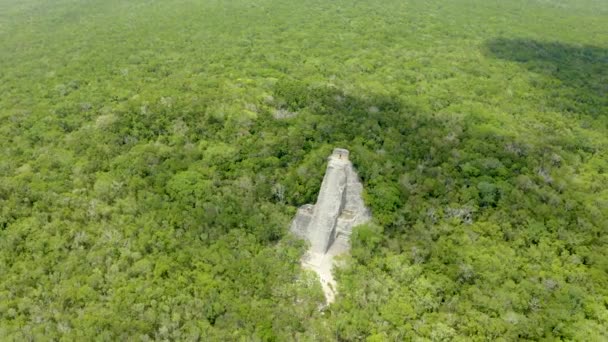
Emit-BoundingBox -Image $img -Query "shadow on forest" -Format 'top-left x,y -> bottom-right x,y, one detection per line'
484,38 -> 607,117
250,79 -> 431,218
250,77 -> 602,258
253,79 -> 518,231
265,78 -> 423,170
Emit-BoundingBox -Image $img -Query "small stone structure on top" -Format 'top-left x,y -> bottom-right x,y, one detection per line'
290,148 -> 371,303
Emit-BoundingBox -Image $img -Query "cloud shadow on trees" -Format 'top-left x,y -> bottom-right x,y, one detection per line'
246,78 -> 602,246
251,79 -> 515,233
243,80 -> 442,226
484,38 -> 607,117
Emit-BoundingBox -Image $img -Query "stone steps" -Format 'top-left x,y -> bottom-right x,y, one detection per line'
288,148 -> 371,304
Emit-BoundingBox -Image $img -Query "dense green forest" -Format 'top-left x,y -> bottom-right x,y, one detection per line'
1,0 -> 607,340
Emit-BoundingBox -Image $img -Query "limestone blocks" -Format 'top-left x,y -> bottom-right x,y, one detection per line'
290,148 -> 371,302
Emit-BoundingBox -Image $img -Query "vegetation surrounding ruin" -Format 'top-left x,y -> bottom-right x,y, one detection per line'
0,0 -> 606,340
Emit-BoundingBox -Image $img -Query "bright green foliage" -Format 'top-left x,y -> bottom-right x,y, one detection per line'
1,0 -> 607,340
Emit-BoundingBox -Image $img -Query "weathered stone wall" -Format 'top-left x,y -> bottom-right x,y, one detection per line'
290,148 -> 371,303
290,204 -> 314,239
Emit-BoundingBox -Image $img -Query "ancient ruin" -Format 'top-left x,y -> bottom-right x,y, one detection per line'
290,148 -> 371,303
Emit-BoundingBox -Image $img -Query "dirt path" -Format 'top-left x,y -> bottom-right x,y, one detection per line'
302,251 -> 337,303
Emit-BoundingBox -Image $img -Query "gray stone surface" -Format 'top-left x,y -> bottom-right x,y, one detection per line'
290,148 -> 371,303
